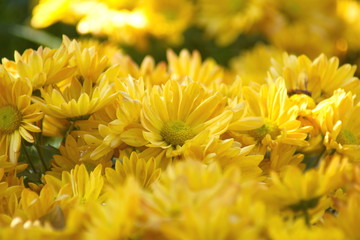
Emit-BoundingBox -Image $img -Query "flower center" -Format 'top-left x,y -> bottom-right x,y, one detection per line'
337,129 -> 358,145
247,119 -> 281,141
0,105 -> 22,134
160,121 -> 194,146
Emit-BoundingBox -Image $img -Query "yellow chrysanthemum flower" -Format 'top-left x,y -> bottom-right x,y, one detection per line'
112,53 -> 169,86
197,0 -> 266,45
142,159 -> 270,239
231,80 -> 311,151
288,93 -> 323,154
0,153 -> 27,173
33,66 -> 117,119
2,43 -> 76,89
268,53 -> 360,102
167,49 -> 224,86
84,76 -> 147,160
31,0 -> 80,28
0,163 -> 25,189
118,147 -> 170,170
78,38 -> 123,66
224,81 -> 264,138
313,89 -> 360,160
41,115 -> 69,137
83,177 -> 142,240
79,7 -> 149,48
262,0 -> 341,57
0,167 -> 23,225
266,23 -> 339,59
17,184 -> 57,222
141,80 -> 233,158
6,29 -> 360,238
9,182 -> 88,238
143,0 -> 195,44
0,70 -> 43,163
49,135 -> 112,178
143,160 -> 237,236
268,155 -> 349,213
183,135 -> 263,179
44,164 -> 105,206
260,143 -> 304,174
105,152 -> 161,189
32,0 -> 148,47
63,36 -> 109,83
230,44 -> 283,85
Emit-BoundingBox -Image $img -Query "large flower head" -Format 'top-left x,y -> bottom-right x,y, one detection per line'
142,160 -> 270,239
0,69 -> 43,163
267,155 -> 349,214
83,76 -> 147,160
230,79 -> 311,152
313,89 -> 360,160
33,66 -> 118,119
2,41 -> 76,89
44,164 -> 105,207
141,80 -> 233,158
268,53 -> 360,103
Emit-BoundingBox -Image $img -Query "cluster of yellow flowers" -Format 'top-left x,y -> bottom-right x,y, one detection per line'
31,0 -> 360,57
1,36 -> 360,239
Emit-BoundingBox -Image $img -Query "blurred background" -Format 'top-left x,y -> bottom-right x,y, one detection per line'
1,0 -> 360,70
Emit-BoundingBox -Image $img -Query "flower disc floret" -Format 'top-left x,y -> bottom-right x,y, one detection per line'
160,121 -> 194,146
337,129 -> 358,145
0,105 -> 22,134
248,119 -> 281,141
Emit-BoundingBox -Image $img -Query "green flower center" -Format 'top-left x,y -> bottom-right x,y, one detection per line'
160,121 -> 194,146
247,120 -> 281,141
0,105 -> 22,134
337,129 -> 358,145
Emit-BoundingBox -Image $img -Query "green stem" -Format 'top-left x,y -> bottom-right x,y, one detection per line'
32,118 -> 48,172
38,118 -> 44,146
21,140 -> 36,173
63,120 -> 76,142
35,144 -> 48,172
